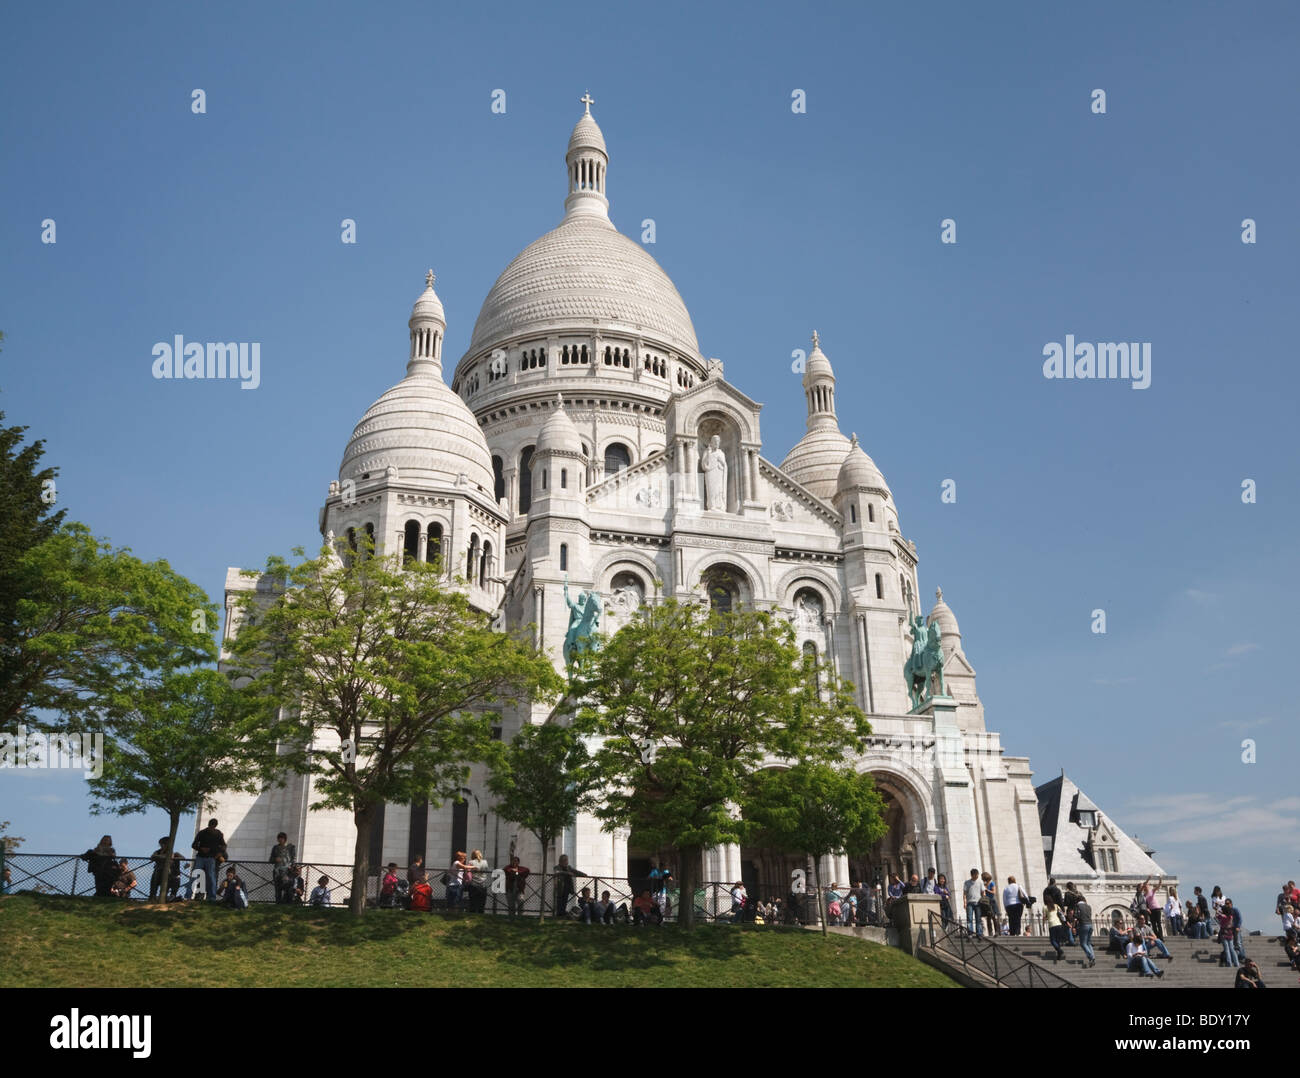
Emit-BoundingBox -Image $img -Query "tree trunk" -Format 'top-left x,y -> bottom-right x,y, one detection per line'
813,856 -> 827,937
538,837 -> 550,922
350,803 -> 375,917
160,811 -> 180,904
678,845 -> 701,929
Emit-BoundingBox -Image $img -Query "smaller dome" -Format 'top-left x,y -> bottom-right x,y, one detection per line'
836,434 -> 891,497
927,586 -> 961,643
536,394 -> 583,455
411,269 -> 445,325
568,107 -> 607,157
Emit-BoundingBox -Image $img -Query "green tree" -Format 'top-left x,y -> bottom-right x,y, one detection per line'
87,668 -> 288,903
487,722 -> 597,919
227,542 -> 564,916
572,598 -> 872,928
1,524 -> 218,732
743,763 -> 887,934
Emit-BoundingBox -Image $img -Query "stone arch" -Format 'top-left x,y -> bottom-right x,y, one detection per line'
775,566 -> 841,611
846,756 -> 935,887
691,551 -> 766,604
694,408 -> 744,514
592,548 -> 661,590
683,399 -> 758,445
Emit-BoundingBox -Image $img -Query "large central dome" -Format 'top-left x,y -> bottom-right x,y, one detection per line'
466,214 -> 700,360
463,101 -> 700,365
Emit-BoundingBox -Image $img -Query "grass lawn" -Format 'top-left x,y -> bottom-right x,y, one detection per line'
1,893 -> 958,988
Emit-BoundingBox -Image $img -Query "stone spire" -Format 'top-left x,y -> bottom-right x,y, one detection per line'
408,269 -> 447,374
803,330 -> 838,432
564,95 -> 610,222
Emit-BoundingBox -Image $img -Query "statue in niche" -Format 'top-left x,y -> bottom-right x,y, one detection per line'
700,434 -> 728,511
794,591 -> 823,631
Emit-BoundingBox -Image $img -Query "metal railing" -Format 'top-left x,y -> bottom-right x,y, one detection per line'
2,854 -> 818,924
923,911 -> 1074,988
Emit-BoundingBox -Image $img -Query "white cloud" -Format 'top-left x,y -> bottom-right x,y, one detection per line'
1185,588 -> 1216,604
1217,716 -> 1273,732
27,793 -> 62,805
1225,643 -> 1260,656
1124,793 -> 1300,850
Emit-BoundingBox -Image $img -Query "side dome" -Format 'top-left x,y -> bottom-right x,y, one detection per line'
781,427 -> 853,501
535,394 -> 583,455
465,215 -> 700,360
836,434 -> 891,496
927,587 -> 962,650
339,372 -> 495,495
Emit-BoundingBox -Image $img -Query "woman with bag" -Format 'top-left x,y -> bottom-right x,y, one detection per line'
445,850 -> 469,909
1044,894 -> 1067,961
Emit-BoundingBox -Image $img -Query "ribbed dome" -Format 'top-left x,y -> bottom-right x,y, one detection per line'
466,215 -> 700,360
781,427 -> 853,501
927,587 -> 961,643
568,112 -> 606,156
836,434 -> 891,496
536,394 -> 582,455
340,371 -> 494,495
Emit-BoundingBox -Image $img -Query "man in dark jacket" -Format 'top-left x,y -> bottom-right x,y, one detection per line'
1043,877 -> 1064,908
191,819 -> 226,901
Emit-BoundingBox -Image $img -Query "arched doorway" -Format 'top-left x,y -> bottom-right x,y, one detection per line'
845,770 -> 930,895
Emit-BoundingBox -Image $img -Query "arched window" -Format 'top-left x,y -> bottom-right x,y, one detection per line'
518,446 -> 534,513
541,468 -> 547,490
363,523 -> 375,560
559,543 -> 568,572
480,541 -> 492,585
403,520 -> 420,565
702,566 -> 740,614
875,573 -> 883,600
560,468 -> 567,489
467,534 -> 480,585
492,456 -> 505,502
604,442 -> 631,475
867,503 -> 875,523
849,504 -> 857,523
426,523 -> 442,566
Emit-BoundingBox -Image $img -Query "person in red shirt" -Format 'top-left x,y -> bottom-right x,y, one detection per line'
409,871 -> 433,912
632,889 -> 661,925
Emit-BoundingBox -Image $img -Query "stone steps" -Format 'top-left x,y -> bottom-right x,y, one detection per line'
981,934 -> 1299,989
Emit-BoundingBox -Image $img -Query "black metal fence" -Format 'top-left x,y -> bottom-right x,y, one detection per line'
924,911 -> 1074,988
4,854 -> 845,924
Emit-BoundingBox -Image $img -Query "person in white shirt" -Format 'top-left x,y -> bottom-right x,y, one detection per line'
1126,933 -> 1164,977
1281,904 -> 1295,934
922,868 -> 936,894
730,881 -> 747,922
963,869 -> 985,936
1003,875 -> 1029,935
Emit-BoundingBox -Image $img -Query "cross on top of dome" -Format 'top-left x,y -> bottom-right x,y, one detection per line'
425,269 -> 435,289
812,330 -> 820,347
580,92 -> 594,114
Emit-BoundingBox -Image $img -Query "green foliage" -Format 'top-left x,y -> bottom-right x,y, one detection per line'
488,722 -> 597,897
88,668 -> 286,821
227,541 -> 564,912
744,763 -> 888,864
0,820 -> 23,855
571,598 -> 871,925
1,524 -> 218,732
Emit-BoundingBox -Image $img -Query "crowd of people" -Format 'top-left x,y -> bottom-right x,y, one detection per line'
61,824 -> 1300,983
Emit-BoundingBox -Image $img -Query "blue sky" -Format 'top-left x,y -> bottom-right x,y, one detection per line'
1,1 -> 1296,930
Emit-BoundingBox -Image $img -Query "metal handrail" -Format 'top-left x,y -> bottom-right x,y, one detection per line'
924,911 -> 1074,988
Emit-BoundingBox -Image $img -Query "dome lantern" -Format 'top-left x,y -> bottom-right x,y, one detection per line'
564,94 -> 610,222
408,269 -> 447,373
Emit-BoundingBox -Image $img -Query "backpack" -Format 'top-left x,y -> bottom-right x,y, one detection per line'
410,881 -> 433,912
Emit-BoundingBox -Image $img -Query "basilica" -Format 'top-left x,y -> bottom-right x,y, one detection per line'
214,101 -> 1169,923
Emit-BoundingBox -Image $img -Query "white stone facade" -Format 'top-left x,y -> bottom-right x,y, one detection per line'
206,102 -> 1149,910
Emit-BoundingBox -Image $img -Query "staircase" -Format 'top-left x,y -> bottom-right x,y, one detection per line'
987,932 -> 1299,989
